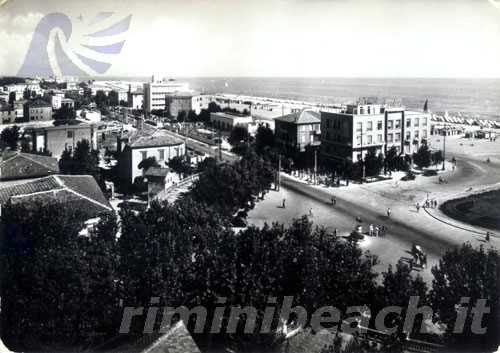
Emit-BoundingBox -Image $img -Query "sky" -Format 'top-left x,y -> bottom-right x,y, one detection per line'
1,0 -> 500,78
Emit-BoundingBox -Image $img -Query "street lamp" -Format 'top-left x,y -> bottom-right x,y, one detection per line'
442,123 -> 446,171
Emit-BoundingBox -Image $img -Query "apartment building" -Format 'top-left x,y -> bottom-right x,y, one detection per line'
210,112 -> 253,131
274,110 -> 321,154
320,98 -> 431,163
24,99 -> 53,122
27,123 -> 97,158
117,130 -> 186,183
143,77 -> 191,113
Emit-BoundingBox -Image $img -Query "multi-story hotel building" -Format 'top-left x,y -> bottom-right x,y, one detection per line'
274,110 -> 321,155
320,98 -> 431,163
143,77 -> 191,113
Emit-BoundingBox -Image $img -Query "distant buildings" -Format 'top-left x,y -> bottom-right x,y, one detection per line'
128,87 -> 144,110
0,151 -> 59,181
143,77 -> 191,113
50,90 -> 65,109
320,98 -> 431,163
61,98 -> 75,110
117,130 -> 186,183
23,99 -> 53,122
210,112 -> 253,131
0,104 -> 16,124
165,92 -> 200,117
274,110 -> 321,154
78,109 -> 102,123
27,123 -> 97,158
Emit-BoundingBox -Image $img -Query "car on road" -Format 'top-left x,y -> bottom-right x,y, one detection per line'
423,169 -> 438,176
401,171 -> 416,181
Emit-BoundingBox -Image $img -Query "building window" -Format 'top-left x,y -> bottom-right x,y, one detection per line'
141,151 -> 147,160
423,130 -> 427,138
377,134 -> 383,143
423,117 -> 427,126
67,131 -> 73,138
415,130 -> 419,139
377,120 -> 383,130
367,135 -> 373,144
387,134 -> 393,143
414,118 -> 419,127
406,131 -> 411,140
367,121 -> 373,131
395,133 -> 401,142
356,136 -> 362,146
387,120 -> 393,129
356,122 -> 362,132
158,149 -> 165,161
406,119 -> 411,128
395,119 -> 401,129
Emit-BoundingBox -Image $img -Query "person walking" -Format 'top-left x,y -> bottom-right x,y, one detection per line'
387,208 -> 391,218
369,224 -> 374,236
486,232 -> 491,242
331,196 -> 337,206
375,225 -> 379,237
309,208 -> 314,217
282,198 -> 286,209
333,228 -> 338,237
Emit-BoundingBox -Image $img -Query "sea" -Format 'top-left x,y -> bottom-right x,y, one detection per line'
97,77 -> 500,121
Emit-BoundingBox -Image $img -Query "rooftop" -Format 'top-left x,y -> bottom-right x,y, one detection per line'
0,151 -> 59,181
106,321 -> 201,353
211,111 -> 253,120
275,110 -> 321,124
26,98 -> 52,108
0,175 -> 112,217
126,130 -> 184,149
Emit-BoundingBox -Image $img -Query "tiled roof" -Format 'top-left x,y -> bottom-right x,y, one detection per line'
0,152 -> 59,180
127,131 -> 184,149
108,321 -> 201,353
0,175 -> 112,217
281,328 -> 355,353
275,110 -> 320,125
27,98 -> 51,108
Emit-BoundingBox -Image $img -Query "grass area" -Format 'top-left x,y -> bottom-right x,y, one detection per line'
441,189 -> 500,231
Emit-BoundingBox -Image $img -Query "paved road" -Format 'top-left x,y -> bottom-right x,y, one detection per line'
281,175 -> 453,258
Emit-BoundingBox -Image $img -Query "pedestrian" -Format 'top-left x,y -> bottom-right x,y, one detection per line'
309,208 -> 313,217
434,200 -> 438,208
387,208 -> 391,218
416,203 -> 420,212
333,228 -> 338,237
282,198 -> 286,209
369,224 -> 374,236
333,196 -> 337,206
375,225 -> 379,237
486,232 -> 490,242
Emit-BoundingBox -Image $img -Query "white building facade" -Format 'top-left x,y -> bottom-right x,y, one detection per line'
321,100 -> 431,163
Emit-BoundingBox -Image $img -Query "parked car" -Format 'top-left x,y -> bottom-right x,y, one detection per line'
423,169 -> 438,176
401,171 -> 416,181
